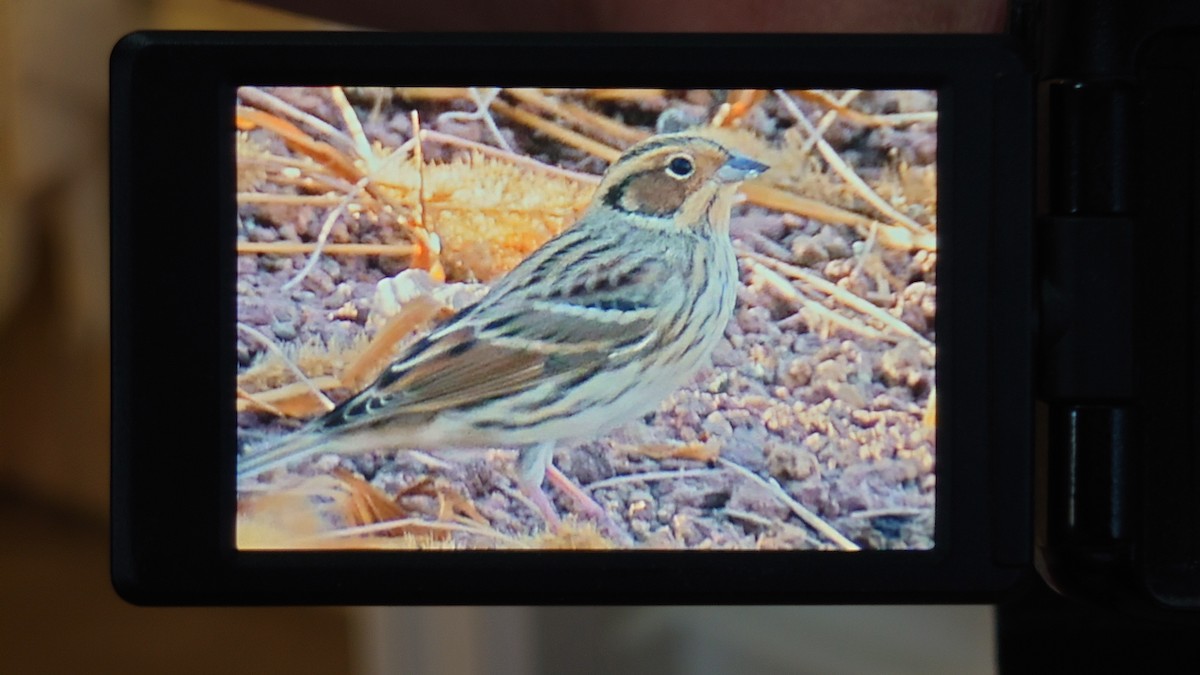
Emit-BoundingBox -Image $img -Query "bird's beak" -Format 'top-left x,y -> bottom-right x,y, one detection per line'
716,154 -> 769,183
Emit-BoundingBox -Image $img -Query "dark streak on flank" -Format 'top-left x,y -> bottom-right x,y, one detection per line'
483,315 -> 517,332
542,230 -> 588,261
597,379 -> 641,409
664,324 -> 709,366
445,340 -> 474,358
611,331 -> 650,352
592,298 -> 642,312
512,365 -> 602,411
449,381 -> 544,412
571,239 -> 618,266
474,404 -> 589,430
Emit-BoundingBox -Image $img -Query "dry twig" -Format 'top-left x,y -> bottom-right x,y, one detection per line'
793,89 -> 938,128
236,322 -> 335,411
281,176 -> 371,291
775,90 -> 929,235
586,468 -> 727,492
741,248 -> 935,351
747,261 -> 892,342
238,241 -> 414,257
719,458 -> 860,551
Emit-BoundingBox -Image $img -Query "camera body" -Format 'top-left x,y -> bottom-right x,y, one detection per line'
109,5 -> 1199,612
1019,0 -> 1200,614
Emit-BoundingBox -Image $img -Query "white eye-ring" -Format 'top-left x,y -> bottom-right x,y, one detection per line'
665,154 -> 695,179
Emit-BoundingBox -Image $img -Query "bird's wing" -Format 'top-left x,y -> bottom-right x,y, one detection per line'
320,252 -> 676,430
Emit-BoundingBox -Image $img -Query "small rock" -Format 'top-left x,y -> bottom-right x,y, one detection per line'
270,317 -> 297,341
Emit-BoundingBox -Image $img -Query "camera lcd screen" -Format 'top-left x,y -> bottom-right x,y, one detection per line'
233,86 -> 938,553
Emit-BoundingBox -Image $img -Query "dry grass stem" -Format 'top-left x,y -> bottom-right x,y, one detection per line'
238,151 -> 338,184
923,386 -> 937,428
419,129 -> 601,184
740,182 -> 872,228
241,94 -> 421,218
723,508 -> 777,528
391,87 -> 474,101
338,294 -> 444,389
282,176 -> 371,291
500,483 -> 551,523
610,439 -> 720,462
850,507 -> 925,519
491,99 -> 622,162
412,110 -> 426,230
318,517 -> 521,545
407,450 -> 455,470
335,470 -> 408,525
586,468 -> 726,492
727,509 -> 815,546
262,170 -> 361,196
852,221 -> 879,278
742,249 -> 935,351
775,90 -> 929,235
719,458 -> 860,551
712,90 -> 769,127
330,86 -> 374,167
236,387 -> 287,417
237,322 -> 335,411
438,87 -> 514,152
874,224 -> 937,251
577,88 -> 666,101
239,151 -> 321,172
744,230 -> 795,261
409,111 -> 447,281
799,89 -> 862,156
506,88 -> 650,145
472,87 -> 514,152
234,377 -> 341,416
748,261 -> 892,342
794,89 -> 938,127
238,241 -> 415,257
237,193 -> 348,206
236,106 -> 361,182
238,86 -> 355,154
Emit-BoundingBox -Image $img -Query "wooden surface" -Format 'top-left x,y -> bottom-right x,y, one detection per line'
0,6 -> 349,670
0,493 -> 353,674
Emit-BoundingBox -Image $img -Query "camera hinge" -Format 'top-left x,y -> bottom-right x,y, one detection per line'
1035,77 -> 1137,598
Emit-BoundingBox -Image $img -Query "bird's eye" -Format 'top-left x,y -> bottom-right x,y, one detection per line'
666,155 -> 694,179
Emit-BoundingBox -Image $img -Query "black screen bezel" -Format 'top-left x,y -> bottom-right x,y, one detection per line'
111,31 -> 1033,604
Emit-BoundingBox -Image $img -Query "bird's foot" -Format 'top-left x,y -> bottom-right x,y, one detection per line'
545,465 -> 630,545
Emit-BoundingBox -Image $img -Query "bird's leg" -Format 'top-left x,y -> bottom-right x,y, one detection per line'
518,443 -> 627,541
516,442 -> 562,528
543,464 -> 607,522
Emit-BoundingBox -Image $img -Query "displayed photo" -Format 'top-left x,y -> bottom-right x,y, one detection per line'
234,86 -> 938,551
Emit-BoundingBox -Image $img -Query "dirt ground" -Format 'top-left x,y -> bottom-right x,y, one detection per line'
234,87 -> 938,551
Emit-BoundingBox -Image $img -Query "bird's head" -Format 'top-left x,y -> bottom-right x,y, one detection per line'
591,133 -> 768,235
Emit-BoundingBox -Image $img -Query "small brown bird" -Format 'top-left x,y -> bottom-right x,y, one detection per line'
239,132 -> 768,527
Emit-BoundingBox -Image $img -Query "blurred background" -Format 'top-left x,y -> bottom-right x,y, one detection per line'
0,0 -> 1001,672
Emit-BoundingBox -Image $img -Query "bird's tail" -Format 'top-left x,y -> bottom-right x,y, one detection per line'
236,424 -> 330,481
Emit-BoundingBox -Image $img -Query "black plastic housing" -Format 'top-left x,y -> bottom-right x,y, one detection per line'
1030,0 -> 1200,613
110,32 -> 1033,604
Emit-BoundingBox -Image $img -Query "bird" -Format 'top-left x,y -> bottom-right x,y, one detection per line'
238,131 -> 768,531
